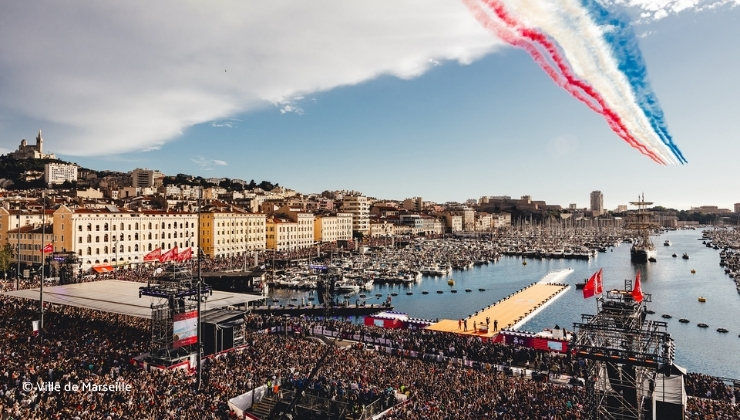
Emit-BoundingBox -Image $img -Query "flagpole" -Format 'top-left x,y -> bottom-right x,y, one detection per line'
40,192 -> 45,336
196,188 -> 202,390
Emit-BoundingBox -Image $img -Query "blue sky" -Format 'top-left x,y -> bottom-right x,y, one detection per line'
1,1 -> 739,210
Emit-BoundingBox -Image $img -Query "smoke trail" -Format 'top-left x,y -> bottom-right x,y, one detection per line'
462,0 -> 685,164
465,0 -> 665,163
581,0 -> 686,163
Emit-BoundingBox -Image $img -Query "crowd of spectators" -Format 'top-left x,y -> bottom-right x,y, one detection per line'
0,293 -> 737,419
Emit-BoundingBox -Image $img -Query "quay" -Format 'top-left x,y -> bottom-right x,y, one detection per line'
249,303 -> 392,317
426,269 -> 573,338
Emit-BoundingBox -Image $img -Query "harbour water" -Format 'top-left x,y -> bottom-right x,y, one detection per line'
268,229 -> 740,379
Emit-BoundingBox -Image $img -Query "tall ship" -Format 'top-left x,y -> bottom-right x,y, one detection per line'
626,194 -> 658,263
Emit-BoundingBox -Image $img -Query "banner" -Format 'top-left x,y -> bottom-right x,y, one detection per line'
159,246 -> 178,263
32,320 -> 40,336
42,243 -> 53,254
172,311 -> 197,347
144,248 -> 161,262
177,247 -> 192,262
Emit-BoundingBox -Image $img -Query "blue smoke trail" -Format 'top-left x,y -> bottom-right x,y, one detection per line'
582,0 -> 687,163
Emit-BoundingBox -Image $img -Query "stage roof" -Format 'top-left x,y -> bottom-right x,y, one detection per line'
4,280 -> 264,318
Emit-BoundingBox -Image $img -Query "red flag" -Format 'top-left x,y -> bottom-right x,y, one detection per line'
144,248 -> 161,262
42,243 -> 53,254
583,269 -> 601,299
159,246 -> 178,263
595,268 -> 603,296
177,247 -> 192,262
632,271 -> 644,302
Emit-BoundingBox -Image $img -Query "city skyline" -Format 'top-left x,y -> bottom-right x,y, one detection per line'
1,2 -> 739,210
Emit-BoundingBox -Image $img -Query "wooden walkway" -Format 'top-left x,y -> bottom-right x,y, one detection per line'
426,282 -> 568,338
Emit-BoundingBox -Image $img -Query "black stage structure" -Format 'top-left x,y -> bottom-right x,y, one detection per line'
572,279 -> 685,420
139,264 -> 212,353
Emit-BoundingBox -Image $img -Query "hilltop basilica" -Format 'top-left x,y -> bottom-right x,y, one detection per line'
8,129 -> 56,160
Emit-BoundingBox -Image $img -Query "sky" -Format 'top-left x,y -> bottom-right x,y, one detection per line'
1,1 -> 739,211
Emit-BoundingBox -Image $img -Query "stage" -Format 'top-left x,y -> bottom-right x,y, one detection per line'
4,280 -> 264,318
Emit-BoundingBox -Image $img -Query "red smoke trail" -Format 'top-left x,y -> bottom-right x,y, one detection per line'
463,0 -> 664,164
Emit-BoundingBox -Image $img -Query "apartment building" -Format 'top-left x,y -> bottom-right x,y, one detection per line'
313,212 -> 352,243
54,205 -> 198,271
342,195 -> 370,234
199,208 -> 266,258
44,163 -> 78,186
0,207 -> 46,245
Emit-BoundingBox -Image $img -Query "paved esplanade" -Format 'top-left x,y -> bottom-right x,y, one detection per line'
426,269 -> 572,338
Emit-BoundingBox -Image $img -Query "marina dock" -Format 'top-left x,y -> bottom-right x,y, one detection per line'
426,269 -> 572,338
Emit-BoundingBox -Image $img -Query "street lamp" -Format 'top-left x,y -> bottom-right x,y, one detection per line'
16,207 -> 21,290
114,239 -> 118,278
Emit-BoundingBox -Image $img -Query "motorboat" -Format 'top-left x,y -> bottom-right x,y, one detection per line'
698,296 -> 706,302
664,240 -> 671,246
683,253 -> 689,260
697,323 -> 709,328
678,318 -> 690,323
717,328 -> 729,333
661,314 -> 672,319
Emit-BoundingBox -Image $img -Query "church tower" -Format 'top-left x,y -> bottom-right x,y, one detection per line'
36,129 -> 43,153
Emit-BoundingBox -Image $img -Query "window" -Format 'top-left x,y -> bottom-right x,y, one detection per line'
104,246 -> 109,254
96,225 -> 100,231
87,247 -> 91,255
78,237 -> 82,244
95,236 -> 100,243
104,234 -> 109,242
104,223 -> 108,231
87,223 -> 91,231
78,225 -> 82,231
87,235 -> 92,243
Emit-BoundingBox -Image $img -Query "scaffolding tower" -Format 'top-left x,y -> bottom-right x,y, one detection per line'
573,279 -> 676,420
140,263 -> 211,350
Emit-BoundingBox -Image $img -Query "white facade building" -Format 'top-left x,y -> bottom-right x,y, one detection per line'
44,163 -> 78,186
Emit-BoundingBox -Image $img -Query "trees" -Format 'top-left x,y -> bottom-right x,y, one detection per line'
0,244 -> 14,276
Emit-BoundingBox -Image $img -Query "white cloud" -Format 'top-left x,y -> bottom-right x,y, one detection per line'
1,1 -> 733,157
0,1 -> 502,156
277,97 -> 306,115
608,0 -> 739,22
191,157 -> 228,169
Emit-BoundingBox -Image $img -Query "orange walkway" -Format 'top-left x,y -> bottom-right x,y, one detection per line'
425,283 -> 568,338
